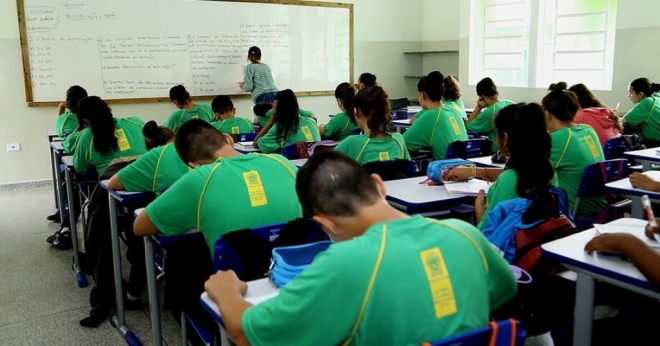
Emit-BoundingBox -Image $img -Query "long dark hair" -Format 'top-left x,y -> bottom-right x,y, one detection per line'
443,75 -> 461,100
569,83 -> 623,133
417,71 -> 445,102
335,82 -> 356,124
495,103 -> 553,197
78,96 -> 118,156
143,120 -> 175,150
355,86 -> 392,137
273,89 -> 300,143
630,78 -> 660,97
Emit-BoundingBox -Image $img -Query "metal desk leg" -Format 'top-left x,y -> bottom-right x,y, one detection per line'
144,236 -> 162,346
50,147 -> 60,213
109,194 -> 142,346
65,169 -> 88,288
631,197 -> 643,219
573,273 -> 595,346
53,149 -> 66,219
643,161 -> 651,171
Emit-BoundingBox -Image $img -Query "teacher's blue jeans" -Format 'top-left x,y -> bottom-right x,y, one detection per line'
254,91 -> 278,104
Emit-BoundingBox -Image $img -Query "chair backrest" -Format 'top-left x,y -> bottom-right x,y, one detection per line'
389,97 -> 411,110
350,128 -> 363,136
445,139 -> 492,159
233,132 -> 257,143
467,131 -> 487,139
362,159 -> 417,181
603,137 -> 630,160
424,320 -> 526,346
391,110 -> 409,120
576,159 -> 629,200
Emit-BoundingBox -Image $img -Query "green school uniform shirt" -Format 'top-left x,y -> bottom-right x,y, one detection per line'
116,143 -> 190,195
242,63 -> 279,101
444,98 -> 467,120
211,118 -> 255,135
467,100 -> 515,152
257,117 -> 321,154
624,93 -> 660,141
145,153 -> 302,255
403,106 -> 469,160
242,216 -> 517,346
63,129 -> 84,154
335,133 -> 411,165
323,111 -> 360,141
164,104 -> 214,131
477,169 -> 520,230
73,117 -> 147,174
56,111 -> 79,137
257,109 -> 314,128
550,125 -> 606,217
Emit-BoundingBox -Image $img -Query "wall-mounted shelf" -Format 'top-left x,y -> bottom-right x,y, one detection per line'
403,50 -> 459,55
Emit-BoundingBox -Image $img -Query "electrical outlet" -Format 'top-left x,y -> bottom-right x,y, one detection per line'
7,143 -> 20,152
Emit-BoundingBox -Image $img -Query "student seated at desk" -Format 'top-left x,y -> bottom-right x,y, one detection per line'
56,85 -> 88,138
443,75 -> 467,120
356,72 -> 377,91
547,81 -> 567,93
466,78 -> 515,153
542,90 -> 606,218
568,83 -> 623,147
253,89 -> 321,153
335,86 -> 410,164
107,121 -> 190,195
622,78 -> 660,144
164,85 -> 214,131
210,95 -> 255,135
204,151 -> 517,346
254,104 -> 316,128
318,82 -> 360,141
403,71 -> 468,159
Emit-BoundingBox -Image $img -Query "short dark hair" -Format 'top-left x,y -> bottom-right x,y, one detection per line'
169,85 -> 190,103
175,119 -> 228,164
211,95 -> 234,115
296,151 -> 381,217
476,77 -> 498,98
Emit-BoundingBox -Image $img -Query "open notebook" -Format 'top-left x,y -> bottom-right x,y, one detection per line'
594,219 -> 660,249
237,141 -> 254,148
444,180 -> 490,196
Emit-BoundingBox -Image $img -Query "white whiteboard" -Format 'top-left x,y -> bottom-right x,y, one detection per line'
20,0 -> 352,104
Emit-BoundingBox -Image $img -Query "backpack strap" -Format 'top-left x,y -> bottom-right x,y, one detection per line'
644,97 -> 657,123
342,225 -> 387,346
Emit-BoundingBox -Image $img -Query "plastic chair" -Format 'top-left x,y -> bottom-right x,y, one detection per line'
423,319 -> 526,346
349,128 -> 363,136
573,159 -> 630,219
467,131 -> 488,139
445,139 -> 493,159
389,97 -> 410,110
233,132 -> 257,143
362,159 -> 417,181
603,137 -> 630,160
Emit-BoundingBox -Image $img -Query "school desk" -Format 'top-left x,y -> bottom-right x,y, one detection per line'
392,119 -> 412,133
50,141 -> 68,221
61,156 -> 97,288
542,218 -> 660,346
200,278 -> 280,344
470,155 -> 506,168
100,180 -> 155,345
384,177 -> 474,216
605,170 -> 660,218
623,148 -> 660,171
290,158 -> 308,168
234,143 -> 261,154
48,132 -> 63,209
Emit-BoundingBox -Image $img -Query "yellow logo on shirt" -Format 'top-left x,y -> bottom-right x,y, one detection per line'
420,248 -> 457,319
192,115 -> 199,119
301,126 -> 314,142
243,171 -> 268,207
449,117 -> 462,136
231,126 -> 240,134
114,129 -> 131,151
379,152 -> 390,161
584,135 -> 601,158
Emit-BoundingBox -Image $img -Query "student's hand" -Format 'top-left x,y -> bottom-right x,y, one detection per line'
585,233 -> 637,254
475,190 -> 486,210
59,101 -> 68,109
645,220 -> 660,240
443,167 -> 473,181
477,99 -> 488,109
238,82 -> 245,90
630,172 -> 660,192
205,270 -> 248,302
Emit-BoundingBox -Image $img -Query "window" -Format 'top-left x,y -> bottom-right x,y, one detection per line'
469,0 -> 618,90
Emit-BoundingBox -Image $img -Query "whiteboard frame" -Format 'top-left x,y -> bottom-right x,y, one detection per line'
16,0 -> 354,107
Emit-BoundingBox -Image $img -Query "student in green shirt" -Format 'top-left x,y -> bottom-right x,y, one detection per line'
210,95 -> 255,135
404,71 -> 468,159
319,82 -> 360,141
73,97 -> 147,174
335,86 -> 411,164
542,90 -> 606,217
107,121 -> 189,195
164,85 -> 214,131
56,85 -> 88,137
254,89 -> 321,153
254,106 -> 316,128
240,46 -> 279,104
133,119 -> 303,256
204,151 -> 517,346
622,78 -> 660,142
356,72 -> 377,90
466,78 -> 515,152
443,75 -> 467,120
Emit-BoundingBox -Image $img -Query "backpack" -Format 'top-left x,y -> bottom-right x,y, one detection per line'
290,140 -> 340,159
621,134 -> 646,151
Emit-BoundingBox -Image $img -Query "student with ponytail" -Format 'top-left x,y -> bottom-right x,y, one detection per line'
403,71 -> 468,159
335,86 -> 410,164
319,82 -> 360,141
569,83 -> 622,147
443,75 -> 467,120
108,120 -> 190,195
164,85 -> 215,131
356,72 -> 377,90
467,77 -> 515,152
622,78 -> 660,143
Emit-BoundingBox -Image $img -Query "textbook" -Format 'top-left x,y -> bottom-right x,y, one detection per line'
238,141 -> 254,148
444,179 -> 490,196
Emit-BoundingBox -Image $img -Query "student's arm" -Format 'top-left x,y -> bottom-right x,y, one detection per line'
474,190 -> 486,225
254,115 -> 276,143
73,131 -> 92,172
629,172 -> 660,192
63,130 -> 83,154
402,113 -> 432,152
255,123 -> 281,153
58,102 -> 67,116
409,115 -> 418,125
242,66 -> 254,92
107,173 -> 125,190
205,270 -> 251,346
585,233 -> 660,287
318,124 -> 326,136
467,100 -> 485,123
443,167 -> 504,182
622,98 -> 653,126
163,111 -> 180,130
133,211 -> 160,236
466,105 -> 493,132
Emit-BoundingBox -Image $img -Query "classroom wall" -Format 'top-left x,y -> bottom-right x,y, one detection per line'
0,0 -> 423,185
421,0 -> 460,84
458,0 -> 660,111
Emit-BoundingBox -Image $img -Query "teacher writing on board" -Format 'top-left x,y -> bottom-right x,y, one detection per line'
239,46 -> 279,104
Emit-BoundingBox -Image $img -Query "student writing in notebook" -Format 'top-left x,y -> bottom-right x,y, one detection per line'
318,82 -> 360,141
568,83 -> 622,147
164,85 -> 215,131
209,95 -> 255,136
466,77 -> 514,152
204,151 -> 517,346
622,78 -> 660,144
